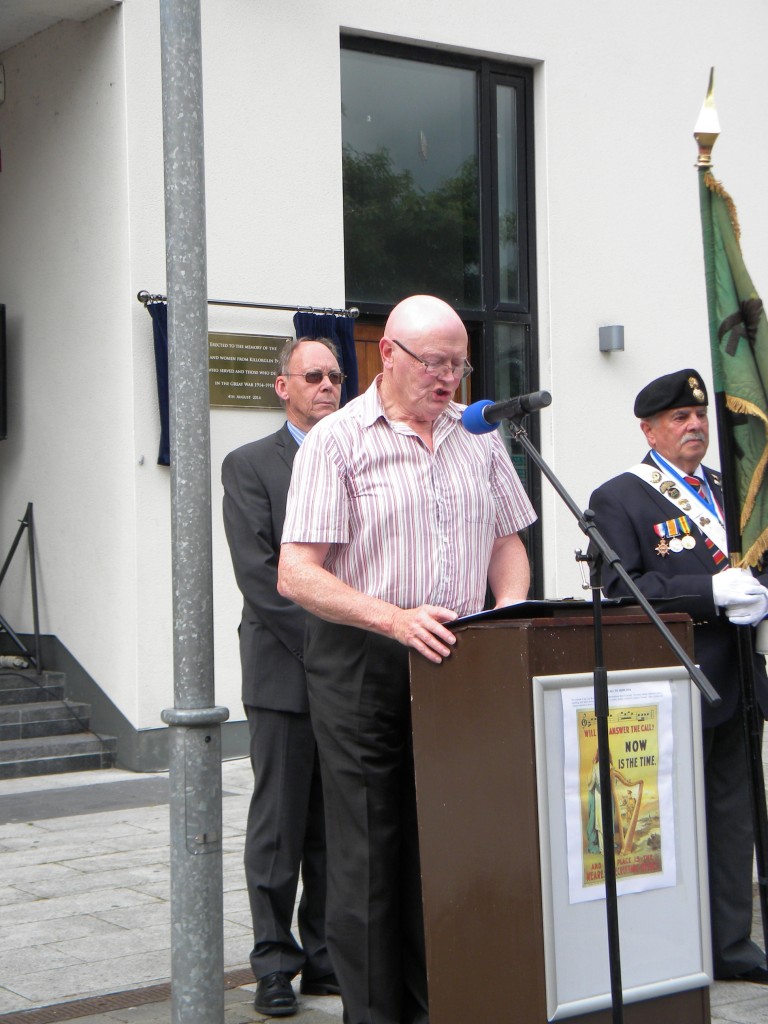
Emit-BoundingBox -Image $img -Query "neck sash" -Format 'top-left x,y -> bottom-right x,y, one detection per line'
628,460 -> 727,555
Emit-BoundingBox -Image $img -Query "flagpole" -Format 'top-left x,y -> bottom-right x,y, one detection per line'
695,71 -> 768,966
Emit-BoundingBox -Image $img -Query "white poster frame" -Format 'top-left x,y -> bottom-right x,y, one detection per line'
532,666 -> 711,1020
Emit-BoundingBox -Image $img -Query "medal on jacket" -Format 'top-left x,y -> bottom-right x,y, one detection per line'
653,517 -> 695,556
630,458 -> 727,556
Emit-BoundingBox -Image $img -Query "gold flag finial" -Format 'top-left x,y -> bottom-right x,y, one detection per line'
694,67 -> 720,166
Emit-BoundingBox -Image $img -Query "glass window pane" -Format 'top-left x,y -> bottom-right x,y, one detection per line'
341,50 -> 480,307
493,321 -> 529,483
496,85 -> 520,304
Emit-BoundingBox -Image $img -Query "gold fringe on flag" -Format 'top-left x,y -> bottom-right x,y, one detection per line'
740,532 -> 768,570
705,170 -> 742,243
725,392 -> 768,533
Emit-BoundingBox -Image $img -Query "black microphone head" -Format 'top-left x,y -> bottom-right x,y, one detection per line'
523,390 -> 552,412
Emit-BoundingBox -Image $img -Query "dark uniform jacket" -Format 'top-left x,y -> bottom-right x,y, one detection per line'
589,453 -> 768,728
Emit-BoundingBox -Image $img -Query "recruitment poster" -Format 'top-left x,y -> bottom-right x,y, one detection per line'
561,681 -> 676,904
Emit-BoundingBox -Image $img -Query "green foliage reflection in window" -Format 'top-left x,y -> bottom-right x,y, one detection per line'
341,50 -> 480,308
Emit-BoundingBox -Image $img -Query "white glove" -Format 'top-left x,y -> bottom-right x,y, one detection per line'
712,568 -> 762,607
712,568 -> 768,625
727,591 -> 768,625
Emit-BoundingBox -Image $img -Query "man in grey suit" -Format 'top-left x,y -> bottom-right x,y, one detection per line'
222,337 -> 344,1016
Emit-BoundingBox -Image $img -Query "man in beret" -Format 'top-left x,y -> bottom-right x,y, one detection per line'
589,367 -> 768,984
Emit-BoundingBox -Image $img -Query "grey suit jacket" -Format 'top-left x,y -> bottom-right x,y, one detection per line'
222,423 -> 309,712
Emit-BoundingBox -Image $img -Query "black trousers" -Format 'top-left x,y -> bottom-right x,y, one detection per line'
305,616 -> 428,1024
243,705 -> 332,981
704,708 -> 764,977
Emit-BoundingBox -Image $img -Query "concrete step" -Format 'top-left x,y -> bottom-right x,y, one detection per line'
0,699 -> 93,741
0,732 -> 117,780
0,666 -> 117,779
0,670 -> 65,705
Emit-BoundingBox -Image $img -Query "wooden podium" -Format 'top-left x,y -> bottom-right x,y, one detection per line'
409,602 -> 711,1024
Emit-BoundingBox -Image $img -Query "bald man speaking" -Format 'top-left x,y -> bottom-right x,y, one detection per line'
278,294 -> 536,1024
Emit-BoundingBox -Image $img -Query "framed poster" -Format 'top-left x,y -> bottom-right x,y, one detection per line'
532,666 -> 711,1020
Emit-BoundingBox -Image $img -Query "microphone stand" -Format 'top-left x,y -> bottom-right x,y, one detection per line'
505,411 -> 720,1024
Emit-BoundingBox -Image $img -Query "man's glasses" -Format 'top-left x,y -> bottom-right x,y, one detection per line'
284,370 -> 346,385
391,339 -> 473,381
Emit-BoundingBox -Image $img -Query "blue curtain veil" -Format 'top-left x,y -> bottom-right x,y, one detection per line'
292,312 -> 358,406
147,302 -> 170,466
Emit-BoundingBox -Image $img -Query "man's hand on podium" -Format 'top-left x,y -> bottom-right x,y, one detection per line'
390,604 -> 458,664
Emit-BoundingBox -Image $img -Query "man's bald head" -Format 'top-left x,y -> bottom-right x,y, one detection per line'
385,294 -> 467,344
377,295 -> 469,430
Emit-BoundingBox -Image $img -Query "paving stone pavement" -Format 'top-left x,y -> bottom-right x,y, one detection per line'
0,758 -> 767,1022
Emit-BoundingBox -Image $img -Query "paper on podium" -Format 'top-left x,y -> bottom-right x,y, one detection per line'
453,596 -> 632,627
453,595 -> 683,628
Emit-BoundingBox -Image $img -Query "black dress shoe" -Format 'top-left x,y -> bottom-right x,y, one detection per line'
254,972 -> 297,1016
728,964 -> 768,985
299,972 -> 341,996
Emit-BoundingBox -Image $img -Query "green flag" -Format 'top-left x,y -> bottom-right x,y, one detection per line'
698,168 -> 768,567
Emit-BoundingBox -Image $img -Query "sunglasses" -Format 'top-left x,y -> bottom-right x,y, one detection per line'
284,370 -> 346,386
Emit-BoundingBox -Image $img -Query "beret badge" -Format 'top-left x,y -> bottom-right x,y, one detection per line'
688,376 -> 706,404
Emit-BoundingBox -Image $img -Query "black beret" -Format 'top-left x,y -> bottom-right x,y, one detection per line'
633,369 -> 709,419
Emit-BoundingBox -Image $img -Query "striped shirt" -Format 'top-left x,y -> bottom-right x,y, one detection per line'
282,377 -> 537,618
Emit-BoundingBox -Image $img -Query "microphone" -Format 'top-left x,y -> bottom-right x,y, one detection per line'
461,391 -> 552,434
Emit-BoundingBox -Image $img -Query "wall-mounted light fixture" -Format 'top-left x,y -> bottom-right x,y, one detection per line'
599,325 -> 624,352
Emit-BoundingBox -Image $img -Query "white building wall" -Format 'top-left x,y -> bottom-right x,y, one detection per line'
0,9 -> 143,718
1,0 -> 768,740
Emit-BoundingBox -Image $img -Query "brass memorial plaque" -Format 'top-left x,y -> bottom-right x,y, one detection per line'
208,332 -> 289,409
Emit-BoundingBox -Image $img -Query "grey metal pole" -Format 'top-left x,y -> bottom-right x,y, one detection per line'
156,1 -> 229,1022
